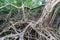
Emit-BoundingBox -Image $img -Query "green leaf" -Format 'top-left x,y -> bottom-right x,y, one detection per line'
6,0 -> 22,7
0,0 -> 5,6
24,0 -> 45,9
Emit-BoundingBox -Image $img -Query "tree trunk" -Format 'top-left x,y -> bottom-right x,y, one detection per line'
38,0 -> 60,27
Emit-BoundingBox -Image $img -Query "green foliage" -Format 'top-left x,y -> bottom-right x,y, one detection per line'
0,0 -> 45,8
29,5 -> 44,14
0,0 -> 45,14
7,0 -> 22,7
0,0 -> 5,6
24,0 -> 45,9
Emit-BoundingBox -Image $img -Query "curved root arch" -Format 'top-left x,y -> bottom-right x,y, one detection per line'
37,0 -> 60,27
49,2 -> 60,25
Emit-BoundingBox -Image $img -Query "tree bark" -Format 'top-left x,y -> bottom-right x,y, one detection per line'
37,0 -> 60,27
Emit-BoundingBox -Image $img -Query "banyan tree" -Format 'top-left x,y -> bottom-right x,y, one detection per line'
0,0 -> 60,40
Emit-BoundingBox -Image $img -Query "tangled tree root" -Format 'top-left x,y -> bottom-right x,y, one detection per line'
0,19 -> 59,40
0,0 -> 60,40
